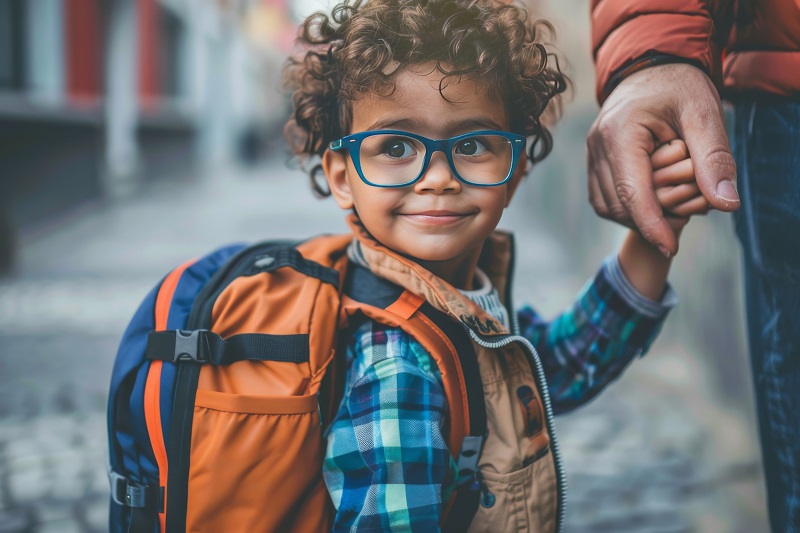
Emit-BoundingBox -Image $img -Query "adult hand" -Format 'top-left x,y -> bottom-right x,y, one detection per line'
586,63 -> 739,256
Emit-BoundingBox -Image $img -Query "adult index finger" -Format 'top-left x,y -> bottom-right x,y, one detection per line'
606,131 -> 679,256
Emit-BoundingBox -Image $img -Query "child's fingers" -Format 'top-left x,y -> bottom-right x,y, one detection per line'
651,139 -> 705,223
655,182 -> 702,209
651,139 -> 689,170
653,158 -> 695,187
666,195 -> 711,217
666,215 -> 691,232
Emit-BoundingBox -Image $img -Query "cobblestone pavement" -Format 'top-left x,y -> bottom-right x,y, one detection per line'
0,159 -> 768,532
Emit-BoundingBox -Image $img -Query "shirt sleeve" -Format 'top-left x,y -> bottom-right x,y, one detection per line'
591,0 -> 725,103
323,322 -> 454,532
518,254 -> 677,415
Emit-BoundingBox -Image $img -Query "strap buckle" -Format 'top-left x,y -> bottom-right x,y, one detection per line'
455,435 -> 485,490
173,329 -> 209,363
109,470 -> 151,508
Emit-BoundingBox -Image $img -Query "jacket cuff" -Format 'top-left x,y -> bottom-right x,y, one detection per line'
602,53 -> 707,103
594,12 -> 716,104
602,254 -> 677,319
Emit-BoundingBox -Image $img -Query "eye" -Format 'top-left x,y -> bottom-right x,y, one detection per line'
455,137 -> 488,156
383,139 -> 416,158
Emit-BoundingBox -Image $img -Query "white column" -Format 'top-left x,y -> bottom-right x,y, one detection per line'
196,6 -> 234,168
25,0 -> 64,103
105,0 -> 140,196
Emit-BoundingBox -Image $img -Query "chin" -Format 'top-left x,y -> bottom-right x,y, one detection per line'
402,249 -> 462,264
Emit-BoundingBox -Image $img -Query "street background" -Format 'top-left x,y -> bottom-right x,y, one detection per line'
0,0 -> 768,531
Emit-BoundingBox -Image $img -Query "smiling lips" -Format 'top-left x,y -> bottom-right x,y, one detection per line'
400,210 -> 475,225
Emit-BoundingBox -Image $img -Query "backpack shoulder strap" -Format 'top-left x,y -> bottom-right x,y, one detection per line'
340,264 -> 486,530
145,258 -> 198,533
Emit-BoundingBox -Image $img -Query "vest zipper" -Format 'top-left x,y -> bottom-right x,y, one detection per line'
466,328 -> 567,533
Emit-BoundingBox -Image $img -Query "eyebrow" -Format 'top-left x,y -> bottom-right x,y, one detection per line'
363,117 -> 506,135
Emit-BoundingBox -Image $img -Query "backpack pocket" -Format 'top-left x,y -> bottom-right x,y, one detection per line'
185,389 -> 331,532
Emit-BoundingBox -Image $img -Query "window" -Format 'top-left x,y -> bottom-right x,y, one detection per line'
159,7 -> 186,99
0,0 -> 26,90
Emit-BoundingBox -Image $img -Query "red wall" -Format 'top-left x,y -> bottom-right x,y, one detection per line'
137,0 -> 161,110
65,0 -> 102,103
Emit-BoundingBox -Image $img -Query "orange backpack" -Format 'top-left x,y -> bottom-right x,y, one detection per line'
107,235 -> 486,532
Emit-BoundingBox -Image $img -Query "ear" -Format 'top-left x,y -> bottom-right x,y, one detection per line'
504,158 -> 528,207
322,149 -> 354,210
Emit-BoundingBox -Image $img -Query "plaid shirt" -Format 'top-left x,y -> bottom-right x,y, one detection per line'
323,255 -> 676,531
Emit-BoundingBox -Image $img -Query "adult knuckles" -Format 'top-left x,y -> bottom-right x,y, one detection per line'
594,110 -> 628,142
607,203 -> 631,223
589,195 -> 610,217
614,178 -> 639,208
591,201 -> 634,228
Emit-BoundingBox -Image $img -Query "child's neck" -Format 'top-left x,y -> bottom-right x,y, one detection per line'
415,253 -> 481,291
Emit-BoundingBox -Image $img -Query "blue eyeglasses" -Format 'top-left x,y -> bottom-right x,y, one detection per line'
328,130 -> 526,188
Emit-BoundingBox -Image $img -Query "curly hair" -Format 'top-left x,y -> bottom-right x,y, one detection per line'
283,0 -> 568,196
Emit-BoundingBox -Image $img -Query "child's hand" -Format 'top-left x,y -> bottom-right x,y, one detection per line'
651,139 -> 709,231
617,139 -> 706,298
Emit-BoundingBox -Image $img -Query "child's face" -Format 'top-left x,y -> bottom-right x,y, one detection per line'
323,65 -> 525,285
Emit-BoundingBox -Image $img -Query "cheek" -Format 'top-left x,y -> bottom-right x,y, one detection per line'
350,189 -> 398,225
346,177 -> 372,210
351,180 -> 403,208
478,190 -> 510,217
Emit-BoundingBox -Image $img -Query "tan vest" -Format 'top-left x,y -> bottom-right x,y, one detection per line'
349,217 -> 562,532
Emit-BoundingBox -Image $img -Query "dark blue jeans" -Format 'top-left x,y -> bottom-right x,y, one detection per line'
733,95 -> 800,533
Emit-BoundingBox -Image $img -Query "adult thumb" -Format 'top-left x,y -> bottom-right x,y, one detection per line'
681,91 -> 740,212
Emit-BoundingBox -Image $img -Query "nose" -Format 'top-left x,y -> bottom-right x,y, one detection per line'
414,151 -> 461,194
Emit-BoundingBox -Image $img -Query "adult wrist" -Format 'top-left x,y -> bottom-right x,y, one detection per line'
602,52 -> 708,103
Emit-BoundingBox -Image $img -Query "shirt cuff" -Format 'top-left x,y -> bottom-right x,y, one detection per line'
603,254 -> 678,318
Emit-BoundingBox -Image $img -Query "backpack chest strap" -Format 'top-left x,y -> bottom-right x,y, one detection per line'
145,329 -> 310,365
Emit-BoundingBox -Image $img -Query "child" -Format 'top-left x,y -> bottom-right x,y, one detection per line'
283,0 -> 706,531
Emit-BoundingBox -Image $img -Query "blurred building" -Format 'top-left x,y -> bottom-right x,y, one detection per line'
0,0 -> 292,272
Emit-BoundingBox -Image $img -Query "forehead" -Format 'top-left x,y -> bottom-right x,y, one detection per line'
348,65 -> 509,135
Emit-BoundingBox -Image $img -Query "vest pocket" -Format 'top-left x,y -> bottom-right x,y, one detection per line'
468,450 -> 557,533
184,392 -> 330,532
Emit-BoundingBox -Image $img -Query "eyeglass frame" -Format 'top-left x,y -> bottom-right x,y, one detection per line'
328,129 -> 527,188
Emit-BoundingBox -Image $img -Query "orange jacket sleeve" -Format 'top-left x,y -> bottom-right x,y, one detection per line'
591,0 -> 733,104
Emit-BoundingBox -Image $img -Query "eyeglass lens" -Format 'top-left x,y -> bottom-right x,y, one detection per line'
358,133 -> 514,186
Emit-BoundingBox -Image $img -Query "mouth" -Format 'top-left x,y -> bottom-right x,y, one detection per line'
399,210 -> 475,225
